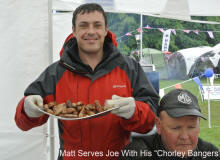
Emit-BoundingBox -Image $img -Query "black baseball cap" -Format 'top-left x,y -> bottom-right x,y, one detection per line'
157,89 -> 206,119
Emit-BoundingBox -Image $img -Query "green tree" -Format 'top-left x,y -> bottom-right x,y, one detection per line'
106,12 -> 220,55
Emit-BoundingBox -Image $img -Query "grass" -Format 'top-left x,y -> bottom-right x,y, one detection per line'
159,78 -> 220,148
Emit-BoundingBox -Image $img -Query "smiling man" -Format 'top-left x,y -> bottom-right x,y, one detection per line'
15,3 -> 159,160
72,8 -> 108,70
120,89 -> 220,160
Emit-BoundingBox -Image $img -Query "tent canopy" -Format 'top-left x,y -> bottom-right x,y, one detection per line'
2,0 -> 220,160
175,46 -> 213,75
53,0 -> 220,24
189,44 -> 220,76
166,46 -> 220,79
142,48 -> 165,67
141,48 -> 169,79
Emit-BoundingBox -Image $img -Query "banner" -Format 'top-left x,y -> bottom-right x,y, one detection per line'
202,85 -> 220,100
207,31 -> 214,39
161,29 -> 171,52
122,25 -> 215,40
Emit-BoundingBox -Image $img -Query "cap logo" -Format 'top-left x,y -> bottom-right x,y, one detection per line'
177,93 -> 192,104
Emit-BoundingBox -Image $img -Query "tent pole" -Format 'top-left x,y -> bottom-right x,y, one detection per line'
48,0 -> 53,64
49,118 -> 55,160
48,0 -> 55,159
207,88 -> 211,128
140,14 -> 143,63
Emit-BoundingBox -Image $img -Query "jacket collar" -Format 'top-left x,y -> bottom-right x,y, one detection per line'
59,31 -> 118,57
59,31 -> 121,75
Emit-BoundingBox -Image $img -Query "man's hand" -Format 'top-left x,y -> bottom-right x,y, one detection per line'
106,95 -> 135,119
24,95 -> 44,117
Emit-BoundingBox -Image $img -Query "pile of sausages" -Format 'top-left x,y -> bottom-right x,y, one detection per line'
42,100 -> 112,118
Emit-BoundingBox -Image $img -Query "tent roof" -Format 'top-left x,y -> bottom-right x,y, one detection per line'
176,46 -> 213,59
53,0 -> 220,24
175,46 -> 213,75
213,43 -> 220,51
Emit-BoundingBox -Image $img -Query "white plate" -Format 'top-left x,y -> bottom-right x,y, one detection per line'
37,105 -> 120,120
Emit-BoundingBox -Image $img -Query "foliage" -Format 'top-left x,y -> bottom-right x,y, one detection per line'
106,13 -> 220,55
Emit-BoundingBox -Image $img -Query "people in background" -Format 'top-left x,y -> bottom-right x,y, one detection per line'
120,89 -> 220,160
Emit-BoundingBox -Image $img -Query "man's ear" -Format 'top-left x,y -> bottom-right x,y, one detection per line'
155,116 -> 161,135
72,26 -> 76,35
105,26 -> 108,36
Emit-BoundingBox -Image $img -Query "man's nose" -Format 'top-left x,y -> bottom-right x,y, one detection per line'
87,26 -> 95,34
179,129 -> 189,139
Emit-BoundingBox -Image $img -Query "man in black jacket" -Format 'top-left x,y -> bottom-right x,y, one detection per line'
120,89 -> 220,160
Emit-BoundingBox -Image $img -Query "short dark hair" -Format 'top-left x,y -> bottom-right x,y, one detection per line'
72,3 -> 107,27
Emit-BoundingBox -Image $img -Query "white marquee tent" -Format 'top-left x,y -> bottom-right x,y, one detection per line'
1,0 -> 220,159
176,46 -> 213,75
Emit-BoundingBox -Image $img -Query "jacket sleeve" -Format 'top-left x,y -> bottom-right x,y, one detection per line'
14,97 -> 49,131
14,63 -> 59,131
132,62 -> 159,114
120,58 -> 160,133
120,101 -> 156,133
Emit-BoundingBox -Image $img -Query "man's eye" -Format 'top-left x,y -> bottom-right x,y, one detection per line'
188,126 -> 196,129
95,24 -> 102,28
79,24 -> 87,28
171,127 -> 180,130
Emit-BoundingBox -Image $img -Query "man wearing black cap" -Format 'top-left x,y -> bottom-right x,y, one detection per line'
120,89 -> 220,160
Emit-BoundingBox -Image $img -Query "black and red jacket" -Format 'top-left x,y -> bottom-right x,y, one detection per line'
15,31 -> 159,160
